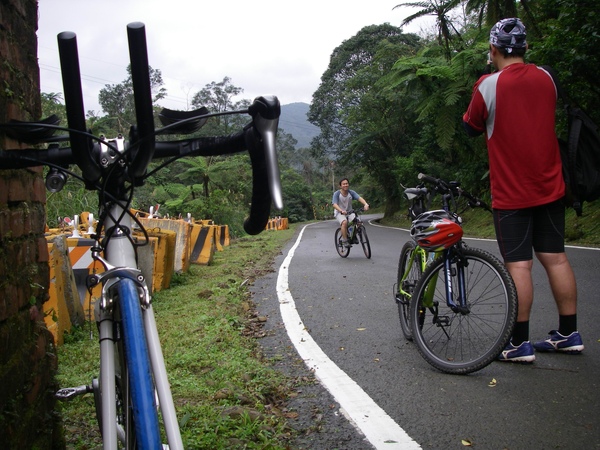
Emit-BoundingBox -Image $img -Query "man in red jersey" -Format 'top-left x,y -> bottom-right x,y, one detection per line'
463,18 -> 584,362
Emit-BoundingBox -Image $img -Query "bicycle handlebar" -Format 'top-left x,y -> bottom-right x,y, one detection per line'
0,22 -> 283,235
127,22 -> 156,181
417,173 -> 491,212
345,207 -> 365,216
57,31 -> 101,188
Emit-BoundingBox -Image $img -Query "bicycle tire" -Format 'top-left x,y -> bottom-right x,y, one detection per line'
396,241 -> 423,341
334,228 -> 350,257
410,246 -> 517,374
357,225 -> 371,258
118,278 -> 162,448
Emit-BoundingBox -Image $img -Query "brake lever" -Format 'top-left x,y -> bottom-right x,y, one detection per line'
248,96 -> 283,210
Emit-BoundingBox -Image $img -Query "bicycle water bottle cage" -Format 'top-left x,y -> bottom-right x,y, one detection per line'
158,106 -> 209,134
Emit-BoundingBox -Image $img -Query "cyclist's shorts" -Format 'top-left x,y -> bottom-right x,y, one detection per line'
336,213 -> 355,225
493,200 -> 565,262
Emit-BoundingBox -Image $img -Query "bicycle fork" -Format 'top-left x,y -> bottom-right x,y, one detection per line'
423,249 -> 470,338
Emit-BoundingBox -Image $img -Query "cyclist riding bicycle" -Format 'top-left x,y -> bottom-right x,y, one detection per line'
332,177 -> 369,246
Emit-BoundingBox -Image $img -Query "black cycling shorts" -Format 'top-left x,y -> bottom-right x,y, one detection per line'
493,200 -> 565,262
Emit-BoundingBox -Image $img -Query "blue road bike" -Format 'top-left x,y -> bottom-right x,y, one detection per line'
0,22 -> 282,449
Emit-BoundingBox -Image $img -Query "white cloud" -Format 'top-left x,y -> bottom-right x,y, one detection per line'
37,0 -> 432,113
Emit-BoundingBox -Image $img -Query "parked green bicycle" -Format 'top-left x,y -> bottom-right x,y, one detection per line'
394,174 -> 517,374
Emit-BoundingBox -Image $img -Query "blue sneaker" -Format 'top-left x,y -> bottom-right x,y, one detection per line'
533,330 -> 584,353
498,341 -> 535,363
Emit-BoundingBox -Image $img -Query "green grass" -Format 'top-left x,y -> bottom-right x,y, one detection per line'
56,226 -> 300,449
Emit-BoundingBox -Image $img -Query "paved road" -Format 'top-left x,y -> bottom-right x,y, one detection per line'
256,217 -> 600,449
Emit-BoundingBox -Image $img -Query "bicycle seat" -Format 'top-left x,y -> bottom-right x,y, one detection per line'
3,115 -> 61,143
157,106 -> 209,134
404,187 -> 428,200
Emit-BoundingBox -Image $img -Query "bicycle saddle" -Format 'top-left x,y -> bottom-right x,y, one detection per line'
404,187 -> 428,200
158,106 -> 209,134
2,114 -> 61,143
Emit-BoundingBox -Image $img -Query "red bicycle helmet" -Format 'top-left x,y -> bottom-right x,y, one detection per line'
410,210 -> 463,250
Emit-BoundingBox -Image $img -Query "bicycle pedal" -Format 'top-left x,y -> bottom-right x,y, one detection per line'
435,316 -> 450,327
55,384 -> 92,400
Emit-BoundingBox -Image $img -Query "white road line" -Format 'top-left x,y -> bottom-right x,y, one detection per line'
276,223 -> 421,450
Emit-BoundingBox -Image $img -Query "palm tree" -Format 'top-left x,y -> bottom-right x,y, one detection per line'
393,0 -> 463,59
463,0 -> 517,27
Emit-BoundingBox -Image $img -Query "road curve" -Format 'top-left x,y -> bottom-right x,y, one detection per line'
256,217 -> 600,449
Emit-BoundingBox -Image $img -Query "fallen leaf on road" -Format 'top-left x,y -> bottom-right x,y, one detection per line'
461,439 -> 472,446
488,378 -> 497,387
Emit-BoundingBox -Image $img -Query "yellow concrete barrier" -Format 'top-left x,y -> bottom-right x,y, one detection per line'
44,234 -> 85,328
45,239 -> 74,345
134,228 -> 176,291
189,223 -> 216,265
214,224 -> 230,251
66,237 -> 104,320
138,218 -> 192,273
265,217 -> 289,231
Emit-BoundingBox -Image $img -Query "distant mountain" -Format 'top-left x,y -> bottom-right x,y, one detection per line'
279,102 -> 320,149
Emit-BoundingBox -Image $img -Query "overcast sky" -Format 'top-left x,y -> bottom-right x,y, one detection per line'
37,1 -> 432,114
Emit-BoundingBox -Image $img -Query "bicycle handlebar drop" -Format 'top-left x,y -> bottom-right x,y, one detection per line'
0,22 -> 283,235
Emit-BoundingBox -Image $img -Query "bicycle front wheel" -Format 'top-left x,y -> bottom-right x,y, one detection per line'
334,228 -> 350,257
357,225 -> 371,258
410,246 -> 517,374
396,241 -> 423,341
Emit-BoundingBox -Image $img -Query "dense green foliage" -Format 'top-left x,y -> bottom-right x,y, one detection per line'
41,1 -> 600,233
309,0 -> 600,217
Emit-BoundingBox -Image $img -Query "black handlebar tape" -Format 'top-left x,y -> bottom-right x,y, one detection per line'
243,126 -> 273,235
0,146 -> 75,170
127,22 -> 155,182
248,96 -> 283,210
57,32 -> 101,186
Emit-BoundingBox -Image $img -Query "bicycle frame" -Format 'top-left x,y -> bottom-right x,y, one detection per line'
400,173 -> 487,312
398,246 -> 439,304
97,204 -> 183,449
417,246 -> 470,314
398,173 -> 516,374
347,215 -> 361,243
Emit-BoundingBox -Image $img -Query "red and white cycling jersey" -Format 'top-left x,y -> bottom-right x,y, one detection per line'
463,63 -> 565,209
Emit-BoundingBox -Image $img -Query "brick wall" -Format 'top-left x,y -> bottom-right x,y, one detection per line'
0,0 -> 64,448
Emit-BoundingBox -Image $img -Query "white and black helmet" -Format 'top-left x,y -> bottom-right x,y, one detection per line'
490,18 -> 527,53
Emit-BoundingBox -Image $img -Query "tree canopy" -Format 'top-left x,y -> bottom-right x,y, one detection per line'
42,0 -> 600,230
308,0 -> 600,217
